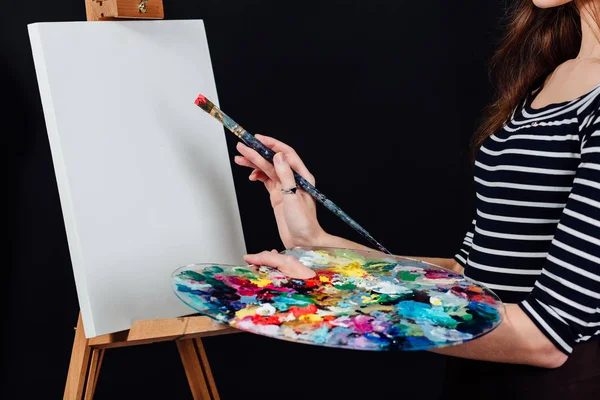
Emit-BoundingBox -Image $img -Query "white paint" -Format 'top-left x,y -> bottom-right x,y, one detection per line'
256,303 -> 277,316
28,21 -> 247,337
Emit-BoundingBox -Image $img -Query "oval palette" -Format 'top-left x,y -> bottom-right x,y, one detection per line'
171,247 -> 503,351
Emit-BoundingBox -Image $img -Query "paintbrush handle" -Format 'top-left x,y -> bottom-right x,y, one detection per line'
198,100 -> 391,254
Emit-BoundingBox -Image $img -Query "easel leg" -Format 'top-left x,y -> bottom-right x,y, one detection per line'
177,338 -> 220,400
83,348 -> 105,400
64,314 -> 92,400
194,339 -> 219,400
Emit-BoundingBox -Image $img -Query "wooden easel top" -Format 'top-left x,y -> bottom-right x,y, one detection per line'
85,0 -> 164,21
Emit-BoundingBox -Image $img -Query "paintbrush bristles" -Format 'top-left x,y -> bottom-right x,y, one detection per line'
194,94 -> 215,113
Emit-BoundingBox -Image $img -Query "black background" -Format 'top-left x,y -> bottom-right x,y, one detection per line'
3,1 -> 504,399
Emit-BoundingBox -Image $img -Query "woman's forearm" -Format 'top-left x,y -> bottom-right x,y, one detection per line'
313,232 -> 376,252
258,238 -> 567,367
314,233 -> 463,273
432,304 -> 567,368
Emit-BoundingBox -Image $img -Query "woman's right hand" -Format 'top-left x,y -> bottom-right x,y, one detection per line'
234,135 -> 328,249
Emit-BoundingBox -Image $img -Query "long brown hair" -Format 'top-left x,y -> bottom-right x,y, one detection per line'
472,0 -> 584,154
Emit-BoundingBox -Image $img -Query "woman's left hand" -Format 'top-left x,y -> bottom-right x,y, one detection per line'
244,250 -> 316,279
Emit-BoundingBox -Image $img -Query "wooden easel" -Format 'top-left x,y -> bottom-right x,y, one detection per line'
84,0 -> 163,21
65,314 -> 237,399
64,2 -> 237,399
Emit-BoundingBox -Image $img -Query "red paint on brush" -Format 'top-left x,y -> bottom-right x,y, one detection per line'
195,94 -> 208,106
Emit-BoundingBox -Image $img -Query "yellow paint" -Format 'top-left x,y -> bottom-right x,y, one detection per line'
360,294 -> 379,304
330,262 -> 367,277
366,262 -> 388,269
361,304 -> 394,313
235,307 -> 257,319
299,314 -> 323,322
250,278 -> 272,287
430,297 -> 443,306
319,275 -> 330,283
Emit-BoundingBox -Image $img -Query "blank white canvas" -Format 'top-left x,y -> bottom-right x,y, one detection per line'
28,20 -> 247,337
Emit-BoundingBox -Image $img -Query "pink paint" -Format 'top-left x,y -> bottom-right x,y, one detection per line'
352,315 -> 375,334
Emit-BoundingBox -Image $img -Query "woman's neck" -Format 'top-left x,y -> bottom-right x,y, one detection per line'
578,2 -> 600,59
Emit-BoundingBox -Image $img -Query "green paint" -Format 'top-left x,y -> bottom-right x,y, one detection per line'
205,277 -> 226,288
179,271 -> 206,282
233,267 -> 258,278
377,294 -> 405,305
396,323 -> 425,337
333,282 -> 357,291
363,261 -> 397,273
397,270 -> 419,282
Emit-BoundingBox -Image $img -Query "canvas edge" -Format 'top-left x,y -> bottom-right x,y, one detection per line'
27,22 -> 98,338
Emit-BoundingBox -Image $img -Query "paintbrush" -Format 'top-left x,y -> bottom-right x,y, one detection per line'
194,94 -> 391,255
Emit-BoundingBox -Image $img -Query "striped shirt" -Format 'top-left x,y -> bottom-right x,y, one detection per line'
454,82 -> 600,355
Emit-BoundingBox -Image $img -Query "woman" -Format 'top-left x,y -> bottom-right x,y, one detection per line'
234,0 -> 600,397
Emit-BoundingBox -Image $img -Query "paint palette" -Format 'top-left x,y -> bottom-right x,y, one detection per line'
171,247 -> 503,351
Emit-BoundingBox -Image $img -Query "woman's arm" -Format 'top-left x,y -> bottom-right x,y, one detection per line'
235,136 -> 465,274
237,136 -> 572,366
432,304 -> 567,368
244,251 -> 567,368
316,232 -> 464,273
244,251 -> 566,367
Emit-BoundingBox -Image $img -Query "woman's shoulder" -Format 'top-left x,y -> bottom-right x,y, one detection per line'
548,59 -> 600,98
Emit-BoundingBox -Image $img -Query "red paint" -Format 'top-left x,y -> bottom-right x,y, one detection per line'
227,276 -> 262,296
467,285 -> 484,293
471,294 -> 497,305
289,304 -> 318,317
303,278 -> 322,288
251,315 -> 281,325
194,94 -> 208,106
425,271 -> 451,279
317,270 -> 336,280
256,292 -> 275,301
450,287 -> 469,298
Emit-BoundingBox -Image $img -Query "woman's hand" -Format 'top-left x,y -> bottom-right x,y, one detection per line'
244,250 -> 316,279
234,135 -> 328,248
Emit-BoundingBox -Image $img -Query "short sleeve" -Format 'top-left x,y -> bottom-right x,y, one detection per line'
519,100 -> 600,355
454,219 -> 476,267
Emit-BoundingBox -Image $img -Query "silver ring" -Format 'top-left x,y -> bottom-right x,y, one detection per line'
281,186 -> 298,195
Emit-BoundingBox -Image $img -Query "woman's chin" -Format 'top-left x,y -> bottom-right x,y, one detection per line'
532,0 -> 573,9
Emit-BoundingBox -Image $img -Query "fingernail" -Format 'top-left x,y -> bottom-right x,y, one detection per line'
275,153 -> 285,165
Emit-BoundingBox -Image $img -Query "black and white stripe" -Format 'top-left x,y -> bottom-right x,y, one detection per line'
455,83 -> 600,354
